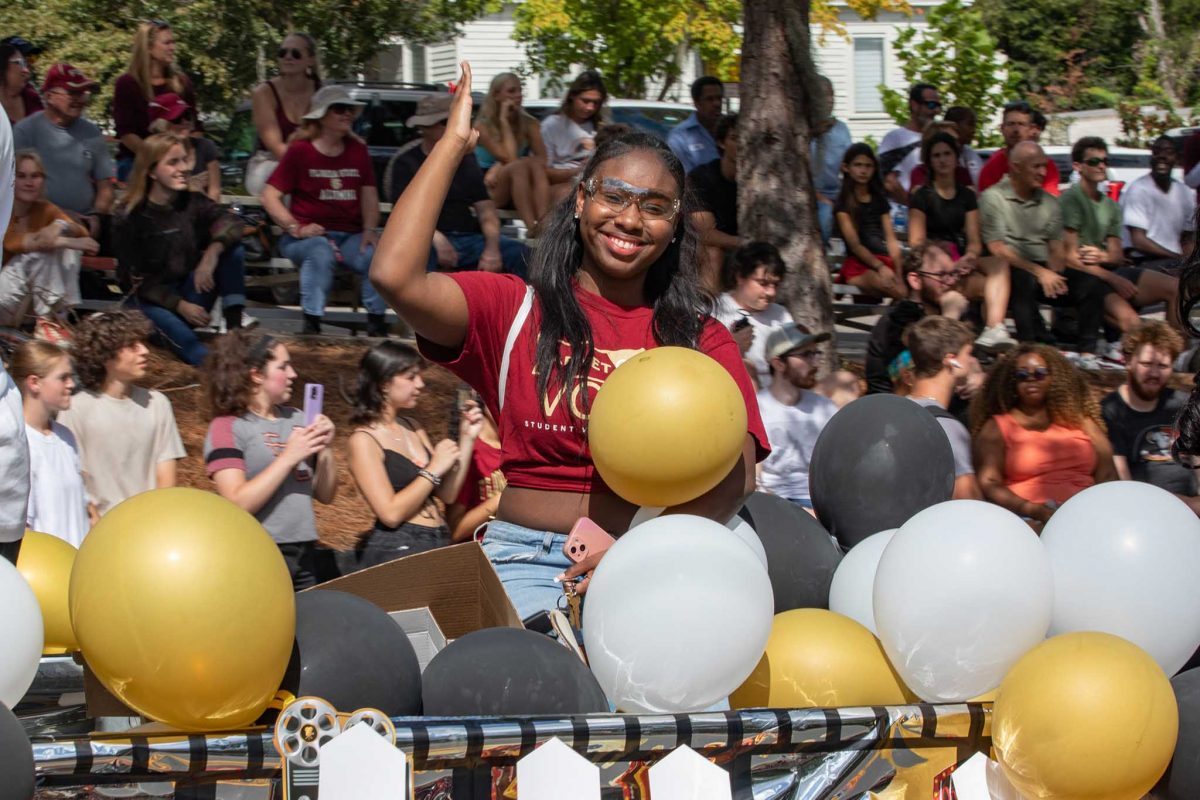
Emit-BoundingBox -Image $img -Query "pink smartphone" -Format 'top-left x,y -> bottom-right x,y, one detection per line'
302,383 -> 324,426
563,517 -> 616,564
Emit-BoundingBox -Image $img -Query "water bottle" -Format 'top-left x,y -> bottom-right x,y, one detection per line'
892,204 -> 908,239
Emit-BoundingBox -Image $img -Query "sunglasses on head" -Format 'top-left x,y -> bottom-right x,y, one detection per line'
277,47 -> 305,60
1081,157 -> 1108,167
1015,366 -> 1050,382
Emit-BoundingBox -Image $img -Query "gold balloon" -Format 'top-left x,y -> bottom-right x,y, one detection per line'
731,609 -> 915,709
993,632 -> 1178,800
16,530 -> 79,653
70,488 -> 295,731
588,347 -> 747,507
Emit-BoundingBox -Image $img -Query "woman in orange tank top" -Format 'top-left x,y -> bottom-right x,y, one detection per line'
971,344 -> 1116,529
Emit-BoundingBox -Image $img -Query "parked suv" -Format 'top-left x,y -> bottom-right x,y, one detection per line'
221,80 -> 478,191
522,98 -> 693,141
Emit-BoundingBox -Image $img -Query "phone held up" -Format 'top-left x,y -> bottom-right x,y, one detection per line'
302,383 -> 324,427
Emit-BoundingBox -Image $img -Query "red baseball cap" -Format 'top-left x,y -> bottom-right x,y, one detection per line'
148,92 -> 192,124
41,63 -> 99,94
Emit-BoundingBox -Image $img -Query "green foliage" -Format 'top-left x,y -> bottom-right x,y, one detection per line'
878,0 -> 1017,145
0,0 -> 497,129
513,0 -> 909,99
976,0 -> 1139,101
512,0 -> 742,98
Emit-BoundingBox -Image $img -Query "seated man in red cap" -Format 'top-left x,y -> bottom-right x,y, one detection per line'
12,63 -> 115,240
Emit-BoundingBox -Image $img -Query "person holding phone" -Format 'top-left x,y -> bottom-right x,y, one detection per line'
343,341 -> 481,571
369,62 -> 769,620
711,242 -> 793,388
203,330 -> 337,590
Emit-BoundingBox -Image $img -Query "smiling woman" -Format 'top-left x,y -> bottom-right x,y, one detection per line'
114,133 -> 248,366
370,62 -> 770,621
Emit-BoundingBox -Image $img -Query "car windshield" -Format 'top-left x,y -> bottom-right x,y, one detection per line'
352,99 -> 423,149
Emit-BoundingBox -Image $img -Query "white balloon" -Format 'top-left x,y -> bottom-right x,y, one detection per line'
828,529 -> 896,634
1042,481 -> 1200,675
725,516 -> 768,570
583,515 -> 774,713
0,556 -> 43,707
873,500 -> 1052,702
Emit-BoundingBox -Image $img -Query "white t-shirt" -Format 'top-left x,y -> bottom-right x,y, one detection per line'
57,387 -> 186,516
1119,174 -> 1197,255
540,113 -> 596,170
0,111 -> 29,545
713,294 -> 793,387
878,127 -> 922,189
26,422 -> 89,547
756,387 -> 839,501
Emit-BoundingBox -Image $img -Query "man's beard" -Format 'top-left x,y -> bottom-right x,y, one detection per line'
1130,373 -> 1164,403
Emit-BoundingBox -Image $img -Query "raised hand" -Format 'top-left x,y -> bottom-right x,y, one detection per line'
445,62 -> 479,154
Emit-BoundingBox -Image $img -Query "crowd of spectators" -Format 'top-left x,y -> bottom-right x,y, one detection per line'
2,36 -> 1200,599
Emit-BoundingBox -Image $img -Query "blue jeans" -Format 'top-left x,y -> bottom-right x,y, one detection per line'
279,232 -> 386,317
129,245 -> 247,366
480,520 -> 572,621
116,157 -> 134,182
817,201 -> 834,242
427,232 -> 529,279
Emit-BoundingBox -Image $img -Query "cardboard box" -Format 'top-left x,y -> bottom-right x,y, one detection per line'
84,543 -> 521,720
388,607 -> 447,672
316,542 -> 523,639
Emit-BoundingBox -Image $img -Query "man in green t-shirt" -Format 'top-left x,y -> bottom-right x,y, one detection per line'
1061,136 -> 1183,361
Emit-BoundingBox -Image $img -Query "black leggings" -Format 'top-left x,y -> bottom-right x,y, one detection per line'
1009,266 -> 1109,353
0,538 -> 21,566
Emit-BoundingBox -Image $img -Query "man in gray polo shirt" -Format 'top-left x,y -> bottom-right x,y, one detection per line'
980,141 -> 1107,356
13,63 -> 113,237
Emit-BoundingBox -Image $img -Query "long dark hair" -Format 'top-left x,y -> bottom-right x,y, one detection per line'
351,341 -> 423,426
1173,205 -> 1200,464
559,70 -> 608,121
835,142 -> 886,210
527,131 -> 710,407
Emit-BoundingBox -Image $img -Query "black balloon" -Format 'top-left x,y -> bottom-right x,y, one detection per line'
0,702 -> 33,800
282,590 -> 422,716
738,492 -> 842,612
1161,667 -> 1200,799
422,627 -> 609,716
808,393 -> 954,548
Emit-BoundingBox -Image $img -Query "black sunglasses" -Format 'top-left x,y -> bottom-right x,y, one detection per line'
921,100 -> 942,110
1081,157 -> 1109,167
1015,367 -> 1050,382
277,47 -> 305,60
328,103 -> 355,114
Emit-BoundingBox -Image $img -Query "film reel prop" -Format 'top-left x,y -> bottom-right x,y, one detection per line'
275,696 -> 340,799
275,698 -> 399,799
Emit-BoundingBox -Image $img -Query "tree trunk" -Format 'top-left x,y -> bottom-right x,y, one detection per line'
739,0 -> 835,345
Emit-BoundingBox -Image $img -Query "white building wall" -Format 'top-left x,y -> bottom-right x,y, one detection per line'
376,0 -> 944,141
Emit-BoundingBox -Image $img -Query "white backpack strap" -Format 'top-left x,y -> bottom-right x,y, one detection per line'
498,285 -> 535,412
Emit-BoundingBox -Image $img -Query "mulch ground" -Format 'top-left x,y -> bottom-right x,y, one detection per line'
149,337 -> 1182,552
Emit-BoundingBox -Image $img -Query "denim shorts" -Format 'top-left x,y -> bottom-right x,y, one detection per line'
480,520 -> 573,622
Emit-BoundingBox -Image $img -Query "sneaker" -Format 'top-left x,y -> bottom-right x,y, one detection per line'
1071,353 -> 1104,371
215,311 -> 260,334
1100,341 -> 1125,366
974,324 -> 1017,352
34,317 -> 72,346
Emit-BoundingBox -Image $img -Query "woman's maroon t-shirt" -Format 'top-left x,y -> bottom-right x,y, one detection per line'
112,72 -> 197,160
267,138 -> 375,232
418,272 -> 770,495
